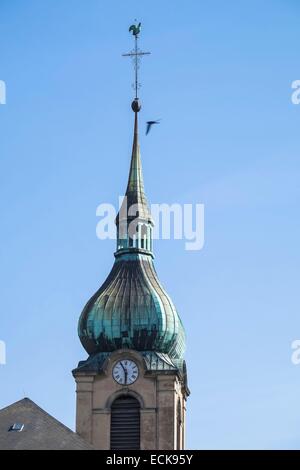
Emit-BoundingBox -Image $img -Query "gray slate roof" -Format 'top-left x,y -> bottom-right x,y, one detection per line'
0,398 -> 93,450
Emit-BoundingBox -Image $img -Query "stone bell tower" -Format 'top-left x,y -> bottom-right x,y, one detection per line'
72,24 -> 189,450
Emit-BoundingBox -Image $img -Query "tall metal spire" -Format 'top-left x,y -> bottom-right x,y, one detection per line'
116,23 -> 153,252
122,21 -> 150,99
122,103 -> 152,221
116,98 -> 153,233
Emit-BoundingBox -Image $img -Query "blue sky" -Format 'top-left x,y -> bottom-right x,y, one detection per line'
1,0 -> 300,449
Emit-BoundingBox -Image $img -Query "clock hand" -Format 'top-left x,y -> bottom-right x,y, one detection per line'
120,362 -> 127,385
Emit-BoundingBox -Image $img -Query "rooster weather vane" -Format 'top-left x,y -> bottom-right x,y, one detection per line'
122,21 -> 150,99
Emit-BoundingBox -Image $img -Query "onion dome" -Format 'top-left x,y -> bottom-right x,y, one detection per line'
78,101 -> 186,360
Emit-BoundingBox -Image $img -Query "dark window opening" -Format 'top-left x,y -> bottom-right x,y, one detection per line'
110,395 -> 140,450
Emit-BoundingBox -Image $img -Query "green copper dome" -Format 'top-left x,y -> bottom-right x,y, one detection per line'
78,103 -> 186,360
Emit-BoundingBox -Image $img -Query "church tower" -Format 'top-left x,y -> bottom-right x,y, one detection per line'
73,24 -> 189,450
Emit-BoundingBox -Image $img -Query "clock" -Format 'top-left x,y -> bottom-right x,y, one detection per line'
112,359 -> 139,385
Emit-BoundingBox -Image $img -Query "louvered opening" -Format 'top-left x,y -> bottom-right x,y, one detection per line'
110,395 -> 140,450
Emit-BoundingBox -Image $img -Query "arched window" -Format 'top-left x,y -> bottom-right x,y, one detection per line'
140,224 -> 147,250
110,395 -> 140,450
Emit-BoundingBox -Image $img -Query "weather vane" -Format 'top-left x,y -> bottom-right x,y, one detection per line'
122,21 -> 151,100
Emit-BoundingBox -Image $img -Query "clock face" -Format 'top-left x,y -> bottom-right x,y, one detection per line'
112,359 -> 139,385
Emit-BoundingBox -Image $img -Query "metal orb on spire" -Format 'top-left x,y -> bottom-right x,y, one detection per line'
122,21 -> 150,110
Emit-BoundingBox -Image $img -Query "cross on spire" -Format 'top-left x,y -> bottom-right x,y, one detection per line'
122,22 -> 150,99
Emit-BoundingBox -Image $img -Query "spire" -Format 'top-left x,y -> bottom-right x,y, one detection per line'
116,24 -> 153,255
126,104 -> 144,196
121,99 -> 152,222
116,99 -> 153,255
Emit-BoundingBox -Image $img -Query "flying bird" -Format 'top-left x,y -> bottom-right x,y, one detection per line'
146,120 -> 160,135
